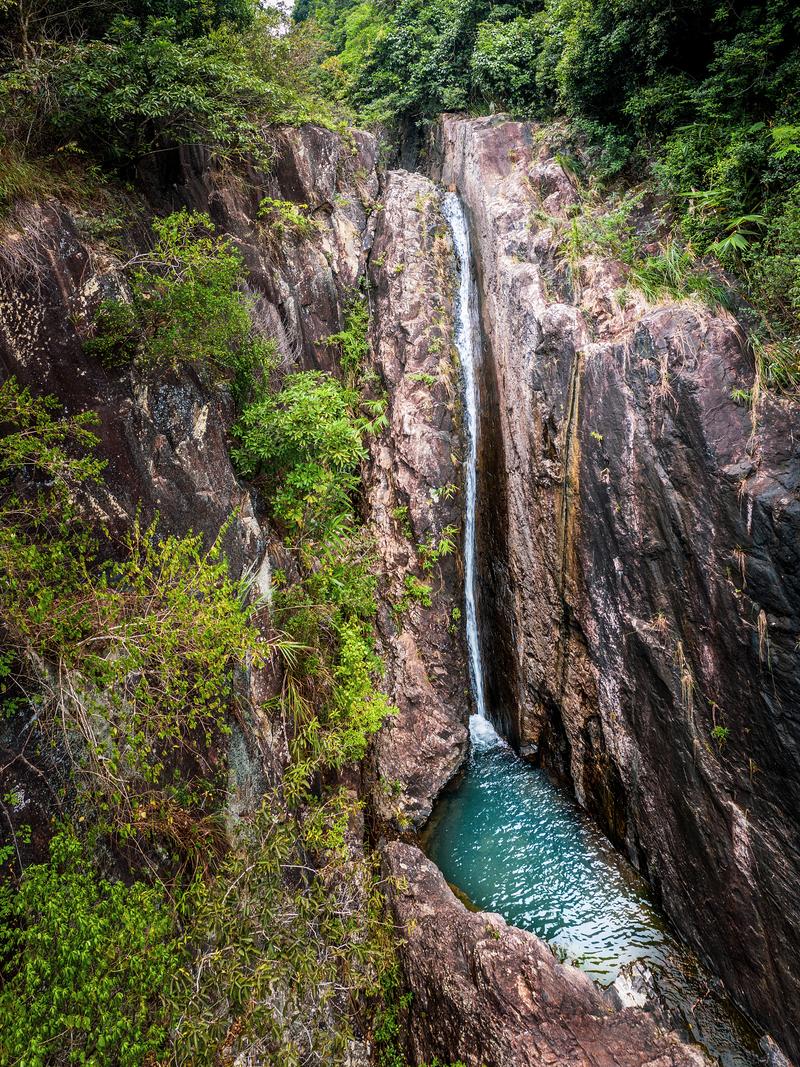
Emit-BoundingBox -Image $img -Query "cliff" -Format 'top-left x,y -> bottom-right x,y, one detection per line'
433,113 -> 800,1060
1,116 -> 793,1065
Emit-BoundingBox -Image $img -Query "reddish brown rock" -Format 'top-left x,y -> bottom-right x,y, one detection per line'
366,171 -> 469,827
432,114 -> 800,1059
385,841 -> 709,1067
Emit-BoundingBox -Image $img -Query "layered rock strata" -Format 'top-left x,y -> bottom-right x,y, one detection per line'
433,113 -> 800,1059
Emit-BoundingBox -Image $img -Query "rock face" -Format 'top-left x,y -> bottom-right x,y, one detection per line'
0,125 -> 467,845
366,171 -> 469,827
0,203 -> 260,570
433,114 -> 800,1059
0,124 -> 383,862
0,125 -> 381,563
174,125 -> 379,374
385,841 -> 709,1067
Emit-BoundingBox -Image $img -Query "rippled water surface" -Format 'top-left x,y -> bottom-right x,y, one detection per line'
423,716 -> 764,1066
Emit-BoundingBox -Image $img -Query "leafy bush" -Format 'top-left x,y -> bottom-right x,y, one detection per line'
325,296 -> 370,379
232,369 -> 368,535
0,830 -> 182,1067
628,244 -> 731,308
86,210 -> 275,391
173,791 -> 395,1063
0,7 -> 332,174
0,379 -> 265,842
258,195 -> 318,237
0,804 -> 396,1066
470,17 -> 541,113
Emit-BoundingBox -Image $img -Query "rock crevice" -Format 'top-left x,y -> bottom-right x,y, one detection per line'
432,113 -> 800,1058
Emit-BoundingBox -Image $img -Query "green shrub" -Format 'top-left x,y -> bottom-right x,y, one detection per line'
400,573 -> 433,611
0,830 -> 182,1067
258,195 -> 318,237
628,243 -> 731,308
0,379 -> 265,838
86,210 -> 275,392
325,297 -> 370,380
83,298 -> 140,366
0,9 -> 331,170
174,792 -> 396,1062
232,369 -> 367,535
470,17 -> 542,113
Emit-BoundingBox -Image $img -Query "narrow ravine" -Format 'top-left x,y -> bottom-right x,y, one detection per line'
425,193 -> 765,1067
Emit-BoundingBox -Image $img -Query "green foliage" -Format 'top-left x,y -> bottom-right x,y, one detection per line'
0,7 -> 333,177
0,378 -> 105,655
0,830 -> 182,1067
326,297 -> 370,380
258,195 -> 318,237
374,964 -> 413,1067
0,379 -> 264,840
418,524 -> 458,571
83,298 -> 140,367
86,210 -> 275,391
0,377 -> 105,494
408,371 -> 438,386
392,503 -> 412,539
711,724 -> 730,747
309,0 -> 800,383
232,369 -> 368,536
0,802 -> 397,1066
173,794 -> 396,1063
471,16 -> 541,113
399,573 -> 433,612
628,244 -> 731,309
272,529 -> 393,799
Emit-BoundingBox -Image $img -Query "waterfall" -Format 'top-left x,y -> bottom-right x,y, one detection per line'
442,192 -> 497,745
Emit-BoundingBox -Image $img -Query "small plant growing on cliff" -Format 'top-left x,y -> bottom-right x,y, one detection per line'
392,504 -> 413,539
258,196 -> 318,237
628,243 -> 731,309
399,574 -> 433,612
325,297 -> 370,379
418,524 -> 458,571
431,482 -> 458,502
711,724 -> 730,748
408,371 -> 438,387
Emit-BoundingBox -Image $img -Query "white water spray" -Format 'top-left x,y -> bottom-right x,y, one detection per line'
442,192 -> 500,747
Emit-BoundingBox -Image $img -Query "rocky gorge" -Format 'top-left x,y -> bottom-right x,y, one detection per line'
1,113 -> 798,1066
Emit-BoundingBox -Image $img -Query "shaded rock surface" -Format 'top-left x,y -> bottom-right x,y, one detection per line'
0,124 -> 381,862
385,841 -> 710,1067
433,114 -> 800,1059
365,170 -> 469,827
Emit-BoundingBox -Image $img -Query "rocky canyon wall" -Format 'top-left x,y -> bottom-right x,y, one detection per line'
433,114 -> 800,1059
1,117 -> 785,1066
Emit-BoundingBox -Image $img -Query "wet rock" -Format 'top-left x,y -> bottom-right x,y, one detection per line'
366,171 -> 469,827
384,841 -> 710,1067
433,114 -> 800,1060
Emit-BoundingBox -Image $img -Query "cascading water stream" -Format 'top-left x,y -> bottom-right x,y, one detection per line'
427,192 -> 764,1066
441,192 -> 489,731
